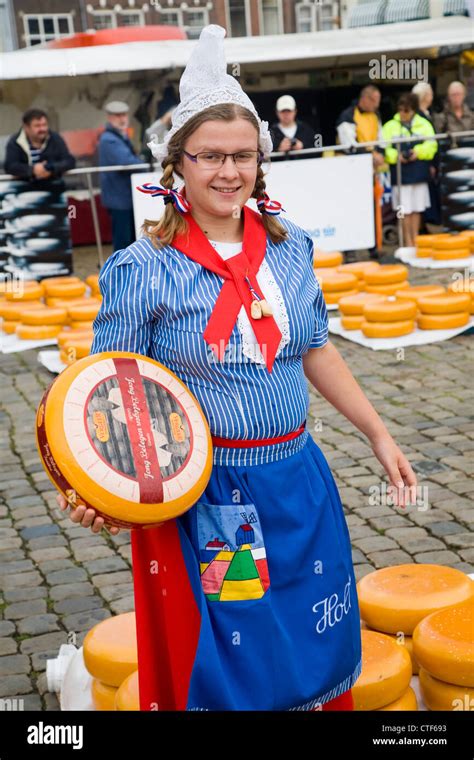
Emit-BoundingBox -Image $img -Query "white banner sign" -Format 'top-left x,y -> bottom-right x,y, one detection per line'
131,152 -> 374,251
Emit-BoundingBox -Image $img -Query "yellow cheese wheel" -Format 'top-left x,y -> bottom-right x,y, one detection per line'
57,329 -> 94,348
91,679 -> 118,711
341,315 -> 365,330
46,296 -> 99,308
70,320 -> 95,330
86,274 -> 100,291
357,565 -> 473,635
418,293 -> 471,314
324,288 -> 359,305
16,324 -> 61,340
338,292 -> 387,316
447,280 -> 474,296
361,319 -> 414,338
5,282 -> 44,301
395,285 -> 445,303
45,282 -> 86,299
67,303 -> 100,321
318,272 -> 359,292
419,668 -> 474,711
21,308 -> 68,326
353,630 -> 412,711
415,234 -> 439,248
365,282 -> 410,296
364,264 -> 408,285
376,686 -> 418,711
417,312 -> 470,330
363,301 -> 417,322
384,633 -> 419,675
413,599 -> 474,687
0,300 -> 45,321
115,670 -> 139,711
35,351 -> 213,529
83,613 -> 138,688
434,235 -> 471,251
416,248 -> 433,258
42,276 -> 81,293
314,250 -> 343,267
2,320 -> 20,334
314,267 -> 339,280
336,262 -> 380,280
433,249 -> 470,260
60,341 -> 92,363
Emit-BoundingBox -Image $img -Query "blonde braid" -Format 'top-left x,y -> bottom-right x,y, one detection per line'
140,158 -> 189,249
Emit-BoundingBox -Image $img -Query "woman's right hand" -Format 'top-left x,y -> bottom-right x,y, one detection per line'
56,493 -> 121,535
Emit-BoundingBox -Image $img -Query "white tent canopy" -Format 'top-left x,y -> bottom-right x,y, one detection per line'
0,16 -> 472,81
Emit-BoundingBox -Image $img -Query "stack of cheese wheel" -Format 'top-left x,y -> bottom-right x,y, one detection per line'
316,271 -> 359,305
58,299 -> 100,364
357,565 -> 473,686
36,351 -> 212,529
338,292 -> 387,331
0,281 -> 46,334
84,612 -> 138,711
353,630 -> 414,711
86,273 -> 101,299
414,598 -> 474,711
360,298 -> 417,339
459,230 -> 474,255
394,284 -> 445,308
447,279 -> 474,315
432,234 -> 470,261
415,234 -> 438,259
336,261 -> 381,286
16,305 -> 69,341
364,264 -> 409,296
115,670 -> 140,710
417,292 -> 471,330
59,336 -> 94,366
313,249 -> 343,269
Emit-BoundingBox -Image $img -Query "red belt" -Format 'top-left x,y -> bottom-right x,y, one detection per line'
211,422 -> 306,449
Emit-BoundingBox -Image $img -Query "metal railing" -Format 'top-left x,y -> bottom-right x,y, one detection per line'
0,129 -> 472,263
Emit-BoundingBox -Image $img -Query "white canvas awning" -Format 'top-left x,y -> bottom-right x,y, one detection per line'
0,16 -> 472,81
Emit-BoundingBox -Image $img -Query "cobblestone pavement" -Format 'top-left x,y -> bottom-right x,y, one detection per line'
0,252 -> 472,710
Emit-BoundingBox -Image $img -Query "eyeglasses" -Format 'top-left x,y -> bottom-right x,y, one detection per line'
183,149 -> 263,169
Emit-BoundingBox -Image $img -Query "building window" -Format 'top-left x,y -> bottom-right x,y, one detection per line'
87,9 -> 116,29
159,9 -> 181,25
259,0 -> 283,34
185,9 -> 208,38
318,1 -> 339,30
295,2 -> 316,32
295,1 -> 339,32
23,13 -> 74,46
118,9 -> 146,26
227,0 -> 250,37
153,5 -> 209,37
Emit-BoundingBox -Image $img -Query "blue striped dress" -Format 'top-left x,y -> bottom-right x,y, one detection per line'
90,215 -> 362,710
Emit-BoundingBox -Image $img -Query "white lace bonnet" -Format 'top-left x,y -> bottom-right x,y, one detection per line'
147,24 -> 273,165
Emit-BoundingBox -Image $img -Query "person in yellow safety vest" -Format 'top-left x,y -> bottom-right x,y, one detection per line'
335,85 -> 386,262
382,92 -> 438,248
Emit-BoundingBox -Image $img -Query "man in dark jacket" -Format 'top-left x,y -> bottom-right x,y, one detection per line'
270,95 -> 315,154
4,108 -> 76,191
98,101 -> 145,251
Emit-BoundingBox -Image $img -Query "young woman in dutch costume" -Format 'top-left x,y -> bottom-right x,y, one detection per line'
57,26 -> 417,711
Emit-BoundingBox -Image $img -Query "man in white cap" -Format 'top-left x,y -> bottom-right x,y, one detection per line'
270,94 -> 315,155
98,100 -> 145,251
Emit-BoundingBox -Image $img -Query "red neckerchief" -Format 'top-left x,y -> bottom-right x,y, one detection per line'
172,204 -> 282,373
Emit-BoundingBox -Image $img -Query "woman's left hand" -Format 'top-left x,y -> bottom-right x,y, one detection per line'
370,434 -> 418,508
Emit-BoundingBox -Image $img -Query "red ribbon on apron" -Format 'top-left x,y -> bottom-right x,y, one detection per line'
172,204 -> 282,373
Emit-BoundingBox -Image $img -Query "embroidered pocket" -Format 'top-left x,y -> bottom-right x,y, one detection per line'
196,501 -> 271,602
